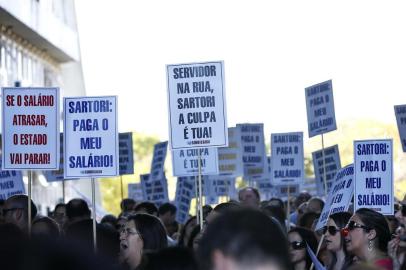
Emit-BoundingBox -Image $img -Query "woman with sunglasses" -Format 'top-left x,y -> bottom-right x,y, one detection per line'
288,227 -> 318,270
119,213 -> 167,270
323,212 -> 353,270
343,208 -> 392,270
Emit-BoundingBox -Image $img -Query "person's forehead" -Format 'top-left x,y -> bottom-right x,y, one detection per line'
55,206 -> 66,213
350,214 -> 362,223
327,219 -> 337,226
288,231 -> 301,241
125,219 -> 136,229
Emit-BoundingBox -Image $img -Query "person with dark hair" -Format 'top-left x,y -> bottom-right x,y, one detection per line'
0,199 -> 5,224
119,213 -> 167,269
53,203 -> 68,230
158,202 -> 177,228
288,227 -> 318,270
269,197 -> 286,209
187,225 -> 201,250
101,214 -> 118,230
298,212 -> 320,229
197,209 -> 293,270
238,187 -> 261,208
342,208 -> 392,270
66,198 -> 91,225
32,216 -> 60,237
3,194 -> 37,233
262,204 -> 287,231
143,246 -> 198,270
177,216 -> 197,247
307,197 -> 325,214
121,198 -> 136,215
134,202 -> 158,216
290,192 -> 312,224
323,212 -> 353,270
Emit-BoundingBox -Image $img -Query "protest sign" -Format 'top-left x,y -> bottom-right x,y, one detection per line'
312,144 -> 341,196
140,173 -> 169,207
175,176 -> 195,224
315,164 -> 355,231
218,127 -> 243,176
0,160 -> 24,200
208,175 -> 235,197
150,141 -> 167,181
237,123 -> 266,179
305,80 -> 337,137
354,140 -> 393,215
167,61 -> 228,149
394,105 -> 406,152
274,184 -> 300,200
172,147 -> 218,176
128,183 -> 144,201
271,132 -> 304,185
119,132 -> 134,175
64,96 -> 119,178
2,87 -> 60,170
43,134 -> 64,182
301,178 -> 318,196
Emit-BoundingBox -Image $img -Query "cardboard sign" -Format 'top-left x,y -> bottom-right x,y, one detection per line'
172,147 -> 219,176
271,132 -> 304,185
315,164 -> 355,231
274,184 -> 300,200
312,144 -> 341,196
167,61 -> 228,149
394,105 -> 406,152
0,160 -> 24,200
119,132 -> 134,175
208,175 -> 235,197
354,140 -> 393,215
238,123 -> 266,179
2,87 -> 60,170
218,127 -> 243,176
64,96 -> 119,178
128,183 -> 144,201
150,141 -> 167,181
305,80 -> 337,137
174,176 -> 195,224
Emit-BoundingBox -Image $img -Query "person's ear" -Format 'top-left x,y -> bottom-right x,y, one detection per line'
367,228 -> 377,241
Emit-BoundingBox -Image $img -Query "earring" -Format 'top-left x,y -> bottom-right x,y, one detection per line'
368,240 -> 373,252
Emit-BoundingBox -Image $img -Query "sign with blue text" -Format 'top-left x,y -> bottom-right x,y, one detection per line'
394,105 -> 406,152
64,96 -> 119,178
312,144 -> 341,196
128,183 -> 144,201
275,184 -> 300,200
271,132 -> 304,185
141,173 -> 169,207
150,141 -> 167,181
167,61 -> 228,149
172,147 -> 218,176
238,123 -> 266,179
2,87 -> 60,170
305,80 -> 337,137
119,132 -> 134,175
175,176 -> 195,224
0,160 -> 25,200
354,140 -> 393,215
315,164 -> 355,231
218,127 -> 243,176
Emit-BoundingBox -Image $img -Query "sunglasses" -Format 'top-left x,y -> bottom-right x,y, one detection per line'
290,241 -> 306,250
322,226 -> 340,236
341,221 -> 371,237
2,207 -> 23,216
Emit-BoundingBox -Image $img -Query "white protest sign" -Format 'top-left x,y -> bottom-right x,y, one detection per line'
394,105 -> 406,152
43,134 -> 64,182
119,132 -> 134,175
2,87 -> 60,170
315,164 -> 354,231
167,61 -> 228,149
128,183 -> 144,201
208,175 -> 235,197
354,140 -> 393,215
312,145 -> 341,196
150,141 -> 168,181
238,123 -> 266,179
0,160 -> 25,200
218,127 -> 243,176
175,176 -> 195,224
172,147 -> 219,176
271,132 -> 304,185
305,80 -> 337,137
301,178 -> 318,196
274,184 -> 300,200
64,96 -> 119,178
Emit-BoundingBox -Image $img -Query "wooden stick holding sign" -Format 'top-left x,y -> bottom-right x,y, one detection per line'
321,134 -> 328,197
28,170 -> 32,236
91,177 -> 97,253
198,152 -> 204,230
286,185 -> 290,231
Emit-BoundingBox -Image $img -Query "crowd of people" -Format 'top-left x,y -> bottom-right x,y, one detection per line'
1,188 -> 406,270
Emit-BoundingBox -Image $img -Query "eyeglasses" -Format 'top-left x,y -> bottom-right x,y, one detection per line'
341,221 -> 371,237
290,241 -> 306,250
120,227 -> 142,238
322,226 -> 340,236
2,207 -> 23,216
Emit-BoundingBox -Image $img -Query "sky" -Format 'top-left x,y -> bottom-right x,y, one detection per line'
75,0 -> 406,143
